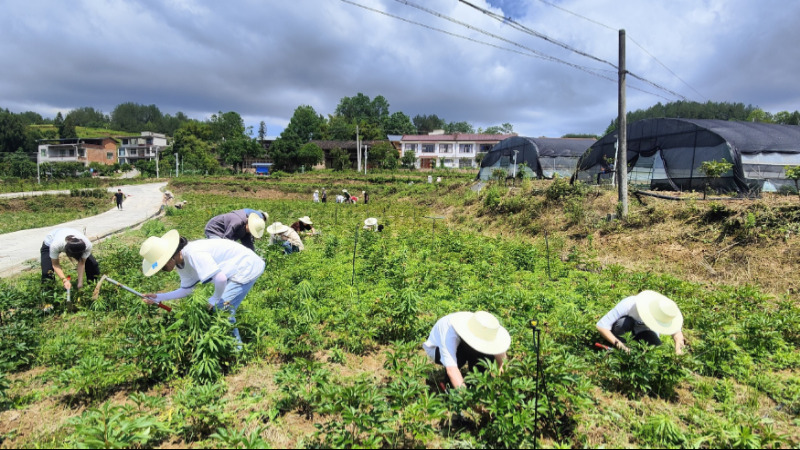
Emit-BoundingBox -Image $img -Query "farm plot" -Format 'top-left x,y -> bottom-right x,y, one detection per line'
0,185 -> 798,448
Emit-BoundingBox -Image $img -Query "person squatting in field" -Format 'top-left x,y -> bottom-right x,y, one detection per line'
204,209 -> 267,252
266,222 -> 304,254
41,227 -> 100,290
423,311 -> 510,389
139,229 -> 265,345
290,216 -> 316,235
596,290 -> 686,355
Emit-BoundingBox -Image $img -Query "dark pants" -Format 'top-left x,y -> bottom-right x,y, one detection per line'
611,316 -> 662,346
40,243 -> 100,284
434,341 -> 494,373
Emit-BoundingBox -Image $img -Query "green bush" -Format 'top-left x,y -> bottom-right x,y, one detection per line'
599,338 -> 687,399
67,402 -> 169,449
173,382 -> 231,441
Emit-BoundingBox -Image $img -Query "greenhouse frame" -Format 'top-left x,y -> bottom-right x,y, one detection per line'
478,136 -> 596,181
573,118 -> 800,193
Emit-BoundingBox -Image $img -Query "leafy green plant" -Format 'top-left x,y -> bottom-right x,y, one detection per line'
67,402 -> 169,449
700,159 -> 734,199
599,337 -> 687,399
635,414 -> 686,447
172,382 -> 231,441
210,425 -> 269,449
58,355 -> 136,401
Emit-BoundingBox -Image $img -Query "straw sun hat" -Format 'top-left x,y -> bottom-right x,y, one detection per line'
451,311 -> 511,355
364,218 -> 378,227
267,222 -> 290,235
634,290 -> 683,335
247,213 -> 266,239
140,229 -> 180,277
299,216 -> 313,225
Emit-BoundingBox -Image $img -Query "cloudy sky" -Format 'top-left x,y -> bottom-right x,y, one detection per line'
2,0 -> 799,138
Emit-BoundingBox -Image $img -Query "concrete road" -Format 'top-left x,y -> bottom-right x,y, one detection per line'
0,182 -> 167,278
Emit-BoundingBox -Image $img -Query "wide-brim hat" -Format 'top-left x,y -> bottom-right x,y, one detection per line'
248,213 -> 266,239
267,222 -> 290,235
364,218 -> 378,227
299,216 -> 313,225
634,290 -> 683,335
140,229 -> 180,277
451,311 -> 511,355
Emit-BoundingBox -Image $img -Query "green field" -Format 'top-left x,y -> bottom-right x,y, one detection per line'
0,174 -> 798,448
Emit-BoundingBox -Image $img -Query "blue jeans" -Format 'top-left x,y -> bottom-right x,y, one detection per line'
211,278 -> 259,343
281,241 -> 299,255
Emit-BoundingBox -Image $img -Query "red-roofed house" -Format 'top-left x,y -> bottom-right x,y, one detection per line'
400,131 -> 516,169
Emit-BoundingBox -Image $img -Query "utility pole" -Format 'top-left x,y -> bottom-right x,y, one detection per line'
174,152 -> 179,177
364,145 -> 368,175
617,29 -> 629,218
356,125 -> 361,172
154,146 -> 160,178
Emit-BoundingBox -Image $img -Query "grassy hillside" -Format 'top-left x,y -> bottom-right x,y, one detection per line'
0,172 -> 797,448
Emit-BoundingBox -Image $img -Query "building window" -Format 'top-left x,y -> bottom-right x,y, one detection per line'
40,149 -> 47,157
405,143 -> 418,153
78,148 -> 85,157
459,158 -> 474,168
422,144 -> 435,153
119,149 -> 126,156
107,152 -> 114,160
459,144 -> 473,154
480,144 -> 494,153
439,144 -> 453,153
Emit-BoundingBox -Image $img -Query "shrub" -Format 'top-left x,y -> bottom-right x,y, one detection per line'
173,382 -> 231,441
599,338 -> 687,399
67,402 -> 169,449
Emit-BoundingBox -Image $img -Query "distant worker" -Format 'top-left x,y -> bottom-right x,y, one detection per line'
313,190 -> 320,203
139,229 -> 265,345
362,190 -> 369,204
112,188 -> 126,210
321,188 -> 327,203
342,189 -> 352,203
267,222 -> 304,254
204,209 -> 267,252
596,290 -> 686,355
363,217 -> 378,232
41,227 -> 100,290
423,311 -> 510,389
291,216 -> 316,235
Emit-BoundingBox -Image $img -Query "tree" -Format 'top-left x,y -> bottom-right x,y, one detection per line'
746,108 -> 773,123
699,159 -> 734,199
1,151 -> 36,177
481,123 -> 514,134
445,121 -> 475,134
172,124 -> 220,174
413,114 -> 446,134
66,107 -> 108,128
60,115 -> 78,139
400,151 -> 417,169
383,111 -> 417,135
785,166 -> 800,198
0,109 -> 28,153
111,102 -> 164,132
330,147 -> 351,171
366,141 -> 398,169
258,121 -> 267,141
208,111 -> 246,142
296,143 -> 324,170
270,105 -> 325,172
53,112 -> 64,133
605,101 -> 757,135
218,137 -> 263,172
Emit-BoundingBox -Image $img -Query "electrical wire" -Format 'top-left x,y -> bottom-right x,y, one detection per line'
339,0 -> 673,101
534,0 -> 706,101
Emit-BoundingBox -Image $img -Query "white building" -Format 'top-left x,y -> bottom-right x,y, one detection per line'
116,132 -> 168,165
401,131 -> 516,169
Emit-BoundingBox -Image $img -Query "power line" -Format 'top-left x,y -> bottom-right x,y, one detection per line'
534,0 -> 706,101
339,0 -> 672,101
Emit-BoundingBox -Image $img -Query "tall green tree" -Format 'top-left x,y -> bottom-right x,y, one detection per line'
296,142 -> 324,170
366,141 -> 398,169
383,111 -> 417,135
60,115 -> 78,139
171,122 -> 219,174
0,109 -> 28,153
111,102 -> 164,132
481,123 -> 514,134
208,111 -> 246,142
270,105 -> 324,172
445,121 -> 475,134
218,137 -> 263,173
413,114 -> 446,134
330,147 -> 351,171
66,107 -> 108,128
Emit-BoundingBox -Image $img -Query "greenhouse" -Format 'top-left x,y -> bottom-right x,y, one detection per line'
477,136 -> 596,180
573,118 -> 800,193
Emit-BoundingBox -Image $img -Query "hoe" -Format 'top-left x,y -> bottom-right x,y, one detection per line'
92,275 -> 172,312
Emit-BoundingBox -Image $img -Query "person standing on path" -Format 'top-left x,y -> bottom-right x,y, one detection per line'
139,229 -> 265,345
112,189 -> 126,210
41,227 -> 100,290
204,209 -> 267,252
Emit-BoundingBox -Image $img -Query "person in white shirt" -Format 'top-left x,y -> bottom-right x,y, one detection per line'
596,290 -> 686,354
139,229 -> 265,344
41,228 -> 99,290
267,222 -> 304,254
423,311 -> 510,389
